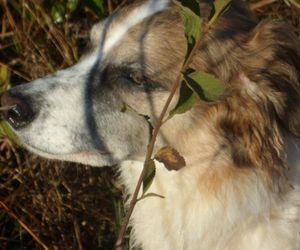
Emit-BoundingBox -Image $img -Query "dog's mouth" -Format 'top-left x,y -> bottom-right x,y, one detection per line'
25,143 -> 112,161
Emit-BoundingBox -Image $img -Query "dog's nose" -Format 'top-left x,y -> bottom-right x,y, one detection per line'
0,91 -> 34,129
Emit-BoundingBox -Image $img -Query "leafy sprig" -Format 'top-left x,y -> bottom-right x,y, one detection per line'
115,1 -> 232,249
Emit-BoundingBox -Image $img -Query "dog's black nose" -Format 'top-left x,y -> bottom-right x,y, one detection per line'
0,91 -> 34,129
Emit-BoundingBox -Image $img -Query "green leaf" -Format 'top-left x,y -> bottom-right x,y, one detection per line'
174,1 -> 202,63
121,102 -> 138,114
0,120 -> 21,146
154,146 -> 186,171
84,0 -> 105,18
67,0 -> 79,12
168,80 -> 197,119
121,102 -> 153,141
213,0 -> 232,13
185,71 -> 225,102
0,65 -> 20,145
210,0 -> 232,23
0,65 -> 11,92
283,0 -> 291,6
51,2 -> 66,24
137,192 -> 165,202
142,159 -> 156,194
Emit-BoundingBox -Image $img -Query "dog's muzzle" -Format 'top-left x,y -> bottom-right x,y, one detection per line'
0,91 -> 35,129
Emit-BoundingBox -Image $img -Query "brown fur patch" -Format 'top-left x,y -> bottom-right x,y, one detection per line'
208,87 -> 286,178
188,2 -> 299,184
198,165 -> 251,196
105,0 -> 299,185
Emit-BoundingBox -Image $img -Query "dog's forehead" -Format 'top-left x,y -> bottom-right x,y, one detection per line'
85,0 -> 185,85
89,0 -> 170,55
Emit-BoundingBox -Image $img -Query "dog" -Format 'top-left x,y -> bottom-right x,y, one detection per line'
1,0 -> 300,249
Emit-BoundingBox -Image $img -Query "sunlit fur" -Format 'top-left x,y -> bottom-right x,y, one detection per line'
119,1 -> 300,249
4,0 -> 300,249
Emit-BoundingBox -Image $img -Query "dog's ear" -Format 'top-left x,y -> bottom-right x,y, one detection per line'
240,20 -> 300,137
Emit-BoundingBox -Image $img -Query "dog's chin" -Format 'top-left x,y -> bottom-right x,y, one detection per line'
24,144 -> 118,167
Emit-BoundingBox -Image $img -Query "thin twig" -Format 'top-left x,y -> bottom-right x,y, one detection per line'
0,105 -> 16,111
115,69 -> 183,250
0,201 -> 49,250
108,0 -> 114,15
114,2 -> 225,249
250,0 -> 277,11
73,218 -> 83,250
288,0 -> 300,8
5,137 -> 22,167
0,62 -> 31,81
0,31 -> 14,38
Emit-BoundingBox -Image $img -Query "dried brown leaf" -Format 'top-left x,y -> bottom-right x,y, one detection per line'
154,146 -> 186,171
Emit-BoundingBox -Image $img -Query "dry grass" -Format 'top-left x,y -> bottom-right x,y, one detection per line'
0,1 -> 125,249
0,1 -> 299,249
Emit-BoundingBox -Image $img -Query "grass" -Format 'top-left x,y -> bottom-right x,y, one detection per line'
0,1 -> 125,249
0,0 -> 299,249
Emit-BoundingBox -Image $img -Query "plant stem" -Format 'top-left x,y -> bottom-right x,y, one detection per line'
250,0 -> 277,11
115,2 -> 228,249
108,0 -> 113,14
288,0 -> 300,8
115,68 -> 183,250
0,201 -> 49,250
0,105 -> 16,111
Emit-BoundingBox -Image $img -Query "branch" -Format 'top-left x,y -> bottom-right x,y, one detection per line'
107,0 -> 113,15
250,0 -> 277,11
114,3 -> 224,250
0,105 -> 16,111
288,0 -> 300,8
115,54 -> 184,250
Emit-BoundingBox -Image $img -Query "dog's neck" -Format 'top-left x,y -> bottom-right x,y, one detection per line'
118,109 -> 300,250
155,107 -> 226,167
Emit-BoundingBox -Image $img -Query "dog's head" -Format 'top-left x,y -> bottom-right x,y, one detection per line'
0,0 -> 299,173
0,0 -> 184,166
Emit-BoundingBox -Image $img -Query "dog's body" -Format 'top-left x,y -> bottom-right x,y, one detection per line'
1,0 -> 300,249
121,133 -> 300,250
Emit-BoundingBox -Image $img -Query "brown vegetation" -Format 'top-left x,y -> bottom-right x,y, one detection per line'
0,1 -> 299,249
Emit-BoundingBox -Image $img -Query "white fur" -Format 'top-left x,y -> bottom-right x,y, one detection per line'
118,120 -> 300,250
120,143 -> 300,250
79,0 -> 170,71
12,0 -> 170,166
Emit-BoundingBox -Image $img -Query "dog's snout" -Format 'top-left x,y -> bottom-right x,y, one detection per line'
0,91 -> 34,129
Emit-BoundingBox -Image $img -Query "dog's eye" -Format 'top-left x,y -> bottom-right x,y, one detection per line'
129,70 -> 146,86
124,66 -> 159,90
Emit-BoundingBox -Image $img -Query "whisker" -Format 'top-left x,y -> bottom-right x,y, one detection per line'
0,105 -> 16,111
